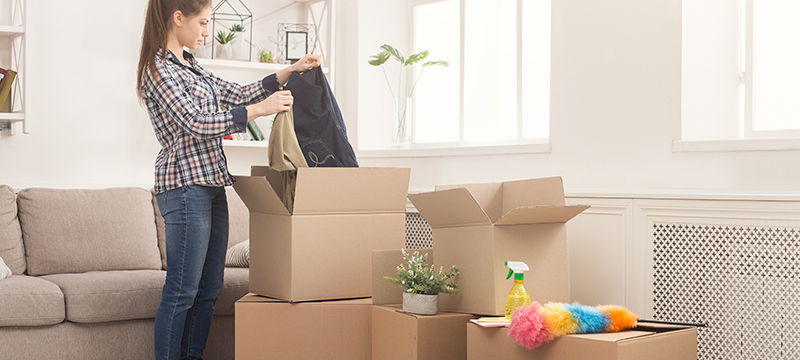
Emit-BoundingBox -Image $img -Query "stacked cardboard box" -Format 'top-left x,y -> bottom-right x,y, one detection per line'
404,177 -> 697,359
233,166 -> 411,360
234,172 -> 698,359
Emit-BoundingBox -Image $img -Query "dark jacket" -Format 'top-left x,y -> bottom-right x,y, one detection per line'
284,67 -> 358,167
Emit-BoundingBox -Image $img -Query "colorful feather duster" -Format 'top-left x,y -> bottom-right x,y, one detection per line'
507,302 -> 637,349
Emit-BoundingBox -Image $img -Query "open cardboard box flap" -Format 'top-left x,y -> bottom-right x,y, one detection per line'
408,186 -> 589,227
232,176 -> 291,216
494,205 -> 591,225
236,166 -> 410,215
407,188 -> 490,228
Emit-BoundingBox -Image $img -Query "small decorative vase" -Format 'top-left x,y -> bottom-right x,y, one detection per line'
215,43 -> 233,59
402,292 -> 438,315
392,97 -> 412,148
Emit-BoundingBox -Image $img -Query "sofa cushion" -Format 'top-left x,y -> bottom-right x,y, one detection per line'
0,185 -> 25,275
0,256 -> 11,280
155,187 -> 250,270
215,267 -> 249,316
41,270 -> 166,323
0,275 -> 65,326
17,187 -> 162,276
225,240 -> 249,267
227,187 -> 250,248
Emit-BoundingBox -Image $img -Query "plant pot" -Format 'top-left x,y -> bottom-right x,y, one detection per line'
402,292 -> 438,315
215,43 -> 233,59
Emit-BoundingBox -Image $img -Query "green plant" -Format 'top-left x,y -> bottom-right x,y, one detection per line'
258,49 -> 273,63
384,249 -> 460,295
229,23 -> 245,32
368,44 -> 448,143
215,30 -> 236,44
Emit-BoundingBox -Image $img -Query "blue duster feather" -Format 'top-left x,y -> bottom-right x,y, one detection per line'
565,302 -> 610,334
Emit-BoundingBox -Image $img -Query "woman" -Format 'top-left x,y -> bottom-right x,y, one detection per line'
136,0 -> 321,358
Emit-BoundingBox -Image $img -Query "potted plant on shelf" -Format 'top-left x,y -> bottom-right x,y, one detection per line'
384,249 -> 460,315
229,23 -> 246,60
257,49 -> 274,63
368,44 -> 448,148
214,30 -> 236,59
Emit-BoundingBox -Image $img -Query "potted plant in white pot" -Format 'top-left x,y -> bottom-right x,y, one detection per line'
214,30 -> 236,59
384,249 -> 460,315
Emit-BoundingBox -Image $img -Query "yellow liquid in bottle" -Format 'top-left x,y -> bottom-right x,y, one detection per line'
505,280 -> 531,319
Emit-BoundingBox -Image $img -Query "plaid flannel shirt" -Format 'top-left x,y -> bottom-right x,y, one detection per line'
141,49 -> 279,194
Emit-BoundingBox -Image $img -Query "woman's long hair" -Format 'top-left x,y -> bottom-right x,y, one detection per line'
137,0 -> 211,100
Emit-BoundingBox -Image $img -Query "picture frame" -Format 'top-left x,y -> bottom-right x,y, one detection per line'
286,31 -> 308,61
277,23 -> 316,64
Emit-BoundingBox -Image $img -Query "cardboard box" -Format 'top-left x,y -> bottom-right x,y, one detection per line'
407,177 -> 589,316
233,166 -> 410,301
235,294 -> 372,360
373,305 -> 476,360
466,322 -> 697,360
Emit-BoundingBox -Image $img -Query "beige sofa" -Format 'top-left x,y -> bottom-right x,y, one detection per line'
0,185 -> 250,360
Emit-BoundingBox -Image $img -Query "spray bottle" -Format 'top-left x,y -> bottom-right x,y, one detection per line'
504,261 -> 531,319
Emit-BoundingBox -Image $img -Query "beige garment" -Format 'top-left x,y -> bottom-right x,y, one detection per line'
267,108 -> 308,212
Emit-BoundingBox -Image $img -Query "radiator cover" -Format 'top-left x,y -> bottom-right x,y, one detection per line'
653,223 -> 800,360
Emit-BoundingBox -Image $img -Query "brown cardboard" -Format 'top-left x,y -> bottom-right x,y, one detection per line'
466,322 -> 697,360
234,166 -> 410,301
235,294 -> 373,360
372,249 -> 434,306
408,177 -> 589,316
373,305 -> 477,360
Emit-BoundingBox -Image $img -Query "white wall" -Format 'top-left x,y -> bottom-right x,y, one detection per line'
356,0 -> 800,195
0,0 -> 798,196
1,0 -> 157,188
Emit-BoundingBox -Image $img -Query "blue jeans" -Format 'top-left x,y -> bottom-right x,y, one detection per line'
154,185 -> 229,360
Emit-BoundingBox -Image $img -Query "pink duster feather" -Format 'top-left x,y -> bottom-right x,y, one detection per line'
507,303 -> 550,349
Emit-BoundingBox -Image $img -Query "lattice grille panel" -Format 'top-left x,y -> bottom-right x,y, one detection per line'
653,223 -> 800,360
405,212 -> 432,249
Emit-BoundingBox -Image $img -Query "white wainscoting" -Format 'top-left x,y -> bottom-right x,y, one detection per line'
566,195 -> 800,319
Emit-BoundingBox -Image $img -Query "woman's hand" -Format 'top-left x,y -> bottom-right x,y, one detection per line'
247,90 -> 293,121
291,54 -> 323,73
277,54 -> 323,86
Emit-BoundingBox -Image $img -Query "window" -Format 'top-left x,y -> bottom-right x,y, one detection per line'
745,0 -> 800,138
410,0 -> 551,146
682,0 -> 800,142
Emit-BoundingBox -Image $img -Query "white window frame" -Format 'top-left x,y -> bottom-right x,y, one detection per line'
743,0 -> 800,139
406,0 -> 548,148
740,0 -> 800,139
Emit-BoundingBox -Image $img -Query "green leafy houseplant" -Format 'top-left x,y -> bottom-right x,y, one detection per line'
258,49 -> 274,63
384,249 -> 460,295
215,30 -> 236,45
229,23 -> 245,33
368,44 -> 448,146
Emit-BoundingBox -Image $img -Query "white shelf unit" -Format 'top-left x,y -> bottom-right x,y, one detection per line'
198,58 -> 329,77
223,139 -> 269,148
0,0 -> 28,135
